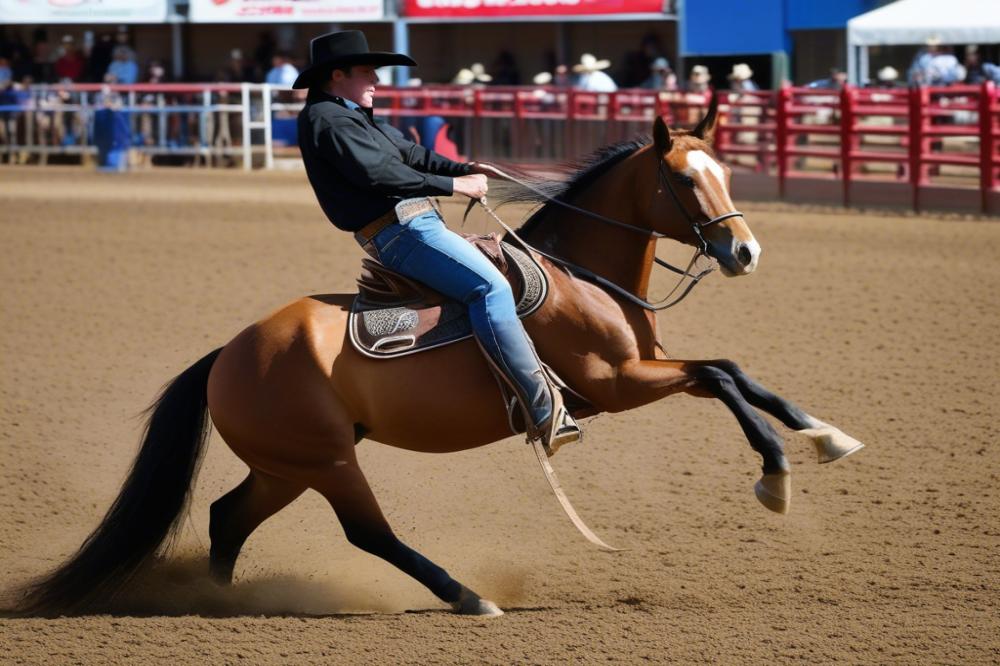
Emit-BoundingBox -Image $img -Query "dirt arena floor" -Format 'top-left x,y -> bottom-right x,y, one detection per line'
1,166 -> 998,664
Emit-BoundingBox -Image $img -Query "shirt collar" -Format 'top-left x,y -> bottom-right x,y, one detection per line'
307,88 -> 375,121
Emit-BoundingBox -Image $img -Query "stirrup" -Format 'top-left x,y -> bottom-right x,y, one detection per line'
531,389 -> 582,457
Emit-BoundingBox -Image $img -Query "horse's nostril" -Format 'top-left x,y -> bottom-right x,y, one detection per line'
737,244 -> 753,266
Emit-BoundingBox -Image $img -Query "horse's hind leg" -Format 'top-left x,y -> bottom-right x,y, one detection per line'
309,445 -> 503,616
209,470 -> 305,584
699,360 -> 865,464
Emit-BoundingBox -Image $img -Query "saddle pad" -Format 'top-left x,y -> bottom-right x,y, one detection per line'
348,242 -> 546,358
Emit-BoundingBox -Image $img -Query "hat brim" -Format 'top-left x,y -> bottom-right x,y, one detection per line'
292,52 -> 417,89
572,60 -> 611,73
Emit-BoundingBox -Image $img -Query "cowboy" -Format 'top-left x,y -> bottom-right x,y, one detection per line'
572,53 -> 617,92
294,30 -> 580,454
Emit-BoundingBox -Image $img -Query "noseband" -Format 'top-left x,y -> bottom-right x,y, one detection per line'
656,162 -> 744,256
478,159 -> 744,311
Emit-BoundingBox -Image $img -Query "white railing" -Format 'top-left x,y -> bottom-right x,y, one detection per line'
0,82 -> 291,169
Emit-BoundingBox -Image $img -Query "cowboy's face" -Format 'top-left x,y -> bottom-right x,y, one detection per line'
332,65 -> 380,108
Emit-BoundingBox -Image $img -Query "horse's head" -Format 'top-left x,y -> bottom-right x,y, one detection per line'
645,97 -> 760,277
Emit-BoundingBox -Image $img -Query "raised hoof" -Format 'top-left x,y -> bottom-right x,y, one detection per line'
754,471 -> 791,514
800,426 -> 865,464
450,587 -> 504,617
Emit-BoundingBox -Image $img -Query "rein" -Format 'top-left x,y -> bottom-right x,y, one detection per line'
476,162 -> 744,311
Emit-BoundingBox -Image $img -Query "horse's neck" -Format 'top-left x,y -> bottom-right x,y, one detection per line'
523,169 -> 657,299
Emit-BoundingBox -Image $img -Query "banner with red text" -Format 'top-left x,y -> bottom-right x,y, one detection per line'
0,0 -> 166,23
404,0 -> 664,18
190,0 -> 383,22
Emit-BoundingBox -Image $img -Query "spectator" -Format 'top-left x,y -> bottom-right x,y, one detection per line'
687,65 -> 711,93
113,28 -> 136,63
806,68 -> 848,90
253,31 -> 276,82
983,62 -> 1000,85
54,35 -> 85,82
87,32 -> 115,83
265,52 -> 299,87
641,57 -> 678,91
908,37 -> 965,85
107,45 -> 139,85
623,32 -> 666,87
31,27 -> 52,83
553,64 -> 571,87
146,61 -> 167,84
875,66 -> 901,87
452,63 -> 492,85
219,48 -> 255,83
0,57 -> 11,87
728,63 -> 758,91
490,50 -> 520,86
963,45 -> 985,84
573,53 -> 617,92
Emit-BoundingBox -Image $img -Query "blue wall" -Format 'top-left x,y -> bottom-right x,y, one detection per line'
787,0 -> 878,30
682,0 -> 880,56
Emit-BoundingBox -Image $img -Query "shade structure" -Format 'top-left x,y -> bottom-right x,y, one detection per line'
847,0 -> 1000,46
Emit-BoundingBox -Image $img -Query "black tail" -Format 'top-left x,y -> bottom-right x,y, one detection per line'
15,348 -> 223,616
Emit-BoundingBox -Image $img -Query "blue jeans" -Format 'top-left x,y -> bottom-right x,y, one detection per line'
368,209 -> 552,427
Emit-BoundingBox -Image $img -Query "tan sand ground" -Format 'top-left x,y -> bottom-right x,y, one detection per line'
0,166 -> 998,664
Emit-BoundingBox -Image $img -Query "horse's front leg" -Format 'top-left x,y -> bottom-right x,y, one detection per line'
612,359 -> 792,513
694,359 -> 865,465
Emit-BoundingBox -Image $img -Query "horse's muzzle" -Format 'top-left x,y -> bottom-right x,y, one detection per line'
714,238 -> 761,277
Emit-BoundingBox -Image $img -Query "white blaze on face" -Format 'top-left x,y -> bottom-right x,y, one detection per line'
683,149 -> 760,273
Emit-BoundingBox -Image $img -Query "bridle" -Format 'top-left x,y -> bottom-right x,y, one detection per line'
476,157 -> 745,312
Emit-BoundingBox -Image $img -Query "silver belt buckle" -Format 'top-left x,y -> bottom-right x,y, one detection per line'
394,198 -> 433,225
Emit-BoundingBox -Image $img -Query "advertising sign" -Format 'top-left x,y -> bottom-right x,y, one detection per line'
404,0 -> 664,18
0,0 -> 167,23
190,0 -> 384,22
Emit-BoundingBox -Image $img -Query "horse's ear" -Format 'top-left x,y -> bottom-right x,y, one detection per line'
653,115 -> 672,155
692,93 -> 719,144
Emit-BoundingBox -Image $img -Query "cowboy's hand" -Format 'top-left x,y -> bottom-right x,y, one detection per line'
453,174 -> 488,199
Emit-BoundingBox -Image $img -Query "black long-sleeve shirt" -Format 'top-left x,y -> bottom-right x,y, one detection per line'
298,89 -> 472,231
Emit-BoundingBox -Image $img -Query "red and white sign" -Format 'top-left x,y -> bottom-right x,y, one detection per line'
0,0 -> 167,23
404,0 -> 663,18
189,0 -> 383,22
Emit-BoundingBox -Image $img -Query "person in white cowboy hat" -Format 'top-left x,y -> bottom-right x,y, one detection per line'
452,63 -> 492,86
876,66 -> 900,87
572,53 -> 617,92
727,63 -> 758,92
908,36 -> 964,85
687,65 -> 711,93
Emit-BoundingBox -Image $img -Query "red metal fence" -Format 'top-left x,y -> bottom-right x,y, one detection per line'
376,82 -> 999,213
2,81 -> 998,213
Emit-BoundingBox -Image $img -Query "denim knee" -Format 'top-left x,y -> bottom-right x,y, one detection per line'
466,275 -> 513,307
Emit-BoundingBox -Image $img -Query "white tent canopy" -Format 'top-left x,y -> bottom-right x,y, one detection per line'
846,0 -> 1000,83
848,0 -> 1000,47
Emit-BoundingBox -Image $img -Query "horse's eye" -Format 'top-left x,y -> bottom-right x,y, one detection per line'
675,174 -> 695,188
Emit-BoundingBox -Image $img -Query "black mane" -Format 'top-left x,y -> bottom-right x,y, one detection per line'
489,136 -> 652,236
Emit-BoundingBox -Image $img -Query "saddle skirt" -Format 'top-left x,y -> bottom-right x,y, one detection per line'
348,233 -> 547,358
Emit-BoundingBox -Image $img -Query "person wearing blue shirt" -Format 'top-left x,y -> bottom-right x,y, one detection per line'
106,46 -> 138,85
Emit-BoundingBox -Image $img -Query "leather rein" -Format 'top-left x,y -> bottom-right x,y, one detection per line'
475,162 -> 744,312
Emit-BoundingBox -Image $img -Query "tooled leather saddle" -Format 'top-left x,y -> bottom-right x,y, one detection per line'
348,233 -> 547,358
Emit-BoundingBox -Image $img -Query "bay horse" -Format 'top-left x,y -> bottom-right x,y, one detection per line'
17,99 -> 863,617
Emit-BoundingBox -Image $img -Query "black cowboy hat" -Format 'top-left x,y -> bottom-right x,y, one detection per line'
292,30 -> 417,90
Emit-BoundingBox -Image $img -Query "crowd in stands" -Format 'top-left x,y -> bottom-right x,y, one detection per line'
2,26 -> 997,96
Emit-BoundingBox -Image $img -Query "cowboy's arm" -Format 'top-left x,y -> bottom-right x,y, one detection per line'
321,119 -> 455,196
377,120 -> 473,177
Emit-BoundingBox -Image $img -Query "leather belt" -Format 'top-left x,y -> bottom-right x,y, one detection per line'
353,198 -> 436,246
354,208 -> 397,246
